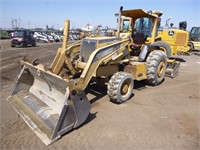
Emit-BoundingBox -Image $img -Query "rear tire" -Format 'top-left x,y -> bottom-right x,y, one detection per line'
32,42 -> 36,47
188,42 -> 194,51
107,72 -> 134,104
22,42 -> 27,47
153,41 -> 171,57
146,50 -> 167,86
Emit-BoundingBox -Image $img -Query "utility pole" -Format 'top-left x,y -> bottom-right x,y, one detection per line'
18,18 -> 21,29
15,19 -> 17,28
11,18 -> 14,29
11,18 -> 18,29
28,21 -> 30,29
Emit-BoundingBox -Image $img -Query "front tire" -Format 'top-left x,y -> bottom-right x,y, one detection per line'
107,72 -> 134,104
146,50 -> 167,86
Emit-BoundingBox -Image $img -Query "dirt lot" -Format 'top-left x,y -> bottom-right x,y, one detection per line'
0,39 -> 200,150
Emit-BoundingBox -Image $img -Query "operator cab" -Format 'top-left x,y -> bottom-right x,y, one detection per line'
132,17 -> 153,45
119,9 -> 162,46
190,27 -> 200,42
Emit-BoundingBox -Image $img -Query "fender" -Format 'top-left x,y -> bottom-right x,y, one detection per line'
138,44 -> 159,62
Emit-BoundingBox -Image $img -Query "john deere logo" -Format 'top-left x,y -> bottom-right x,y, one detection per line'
168,30 -> 174,36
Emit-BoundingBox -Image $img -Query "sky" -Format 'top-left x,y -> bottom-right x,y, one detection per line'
1,0 -> 200,31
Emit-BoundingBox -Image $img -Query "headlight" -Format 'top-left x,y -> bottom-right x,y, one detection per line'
18,38 -> 24,41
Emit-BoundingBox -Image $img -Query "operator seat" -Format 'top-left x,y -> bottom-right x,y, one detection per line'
130,32 -> 146,56
132,33 -> 146,45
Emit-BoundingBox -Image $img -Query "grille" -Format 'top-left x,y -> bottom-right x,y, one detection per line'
80,37 -> 121,62
12,40 -> 19,44
176,33 -> 187,45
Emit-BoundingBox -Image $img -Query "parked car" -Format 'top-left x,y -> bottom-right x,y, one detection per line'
11,30 -> 36,47
34,32 -> 55,43
34,32 -> 49,43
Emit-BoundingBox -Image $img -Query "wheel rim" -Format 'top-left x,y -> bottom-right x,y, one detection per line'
120,80 -> 131,96
157,61 -> 165,78
160,47 -> 166,53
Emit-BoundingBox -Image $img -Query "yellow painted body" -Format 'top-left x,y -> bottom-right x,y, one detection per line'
156,29 -> 190,55
124,62 -> 147,81
189,27 -> 200,50
119,9 -> 189,55
49,12 -> 180,91
192,41 -> 200,49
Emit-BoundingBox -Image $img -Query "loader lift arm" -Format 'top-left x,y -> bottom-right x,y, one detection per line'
49,20 -> 81,76
73,39 -> 130,92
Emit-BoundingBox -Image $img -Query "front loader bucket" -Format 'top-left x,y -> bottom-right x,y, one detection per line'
165,59 -> 180,78
6,62 -> 91,145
